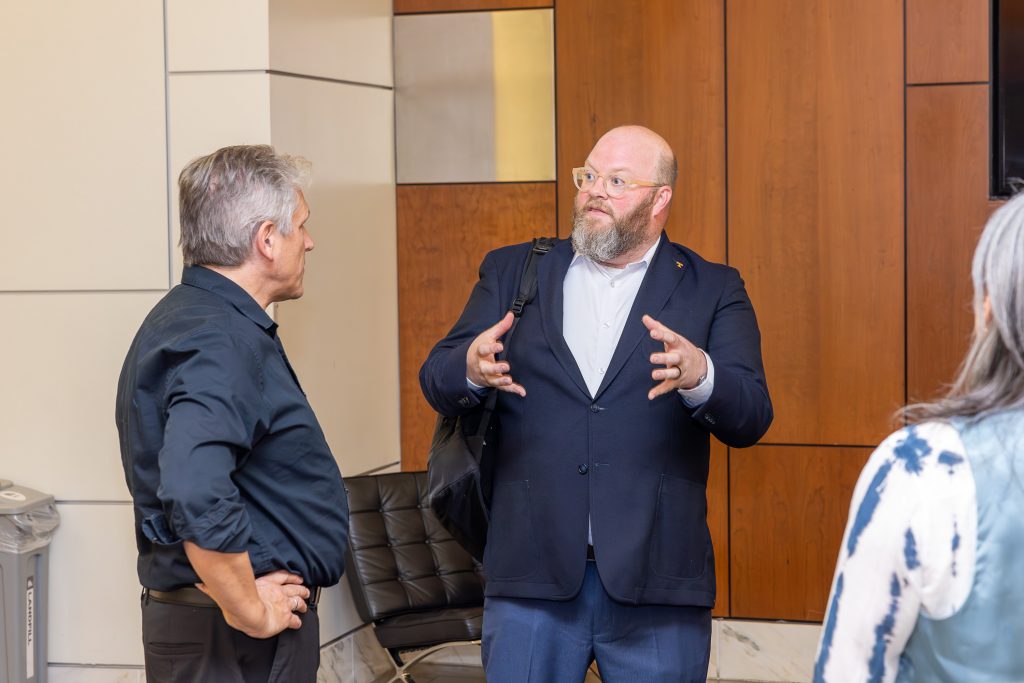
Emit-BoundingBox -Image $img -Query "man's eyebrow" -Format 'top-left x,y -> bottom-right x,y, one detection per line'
584,162 -> 631,174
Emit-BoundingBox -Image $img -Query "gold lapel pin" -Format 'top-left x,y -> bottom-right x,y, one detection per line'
675,261 -> 684,269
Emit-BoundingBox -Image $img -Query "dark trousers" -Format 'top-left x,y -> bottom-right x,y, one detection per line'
141,591 -> 320,683
483,562 -> 712,683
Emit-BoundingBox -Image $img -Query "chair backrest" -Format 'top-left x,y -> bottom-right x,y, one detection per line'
344,471 -> 484,623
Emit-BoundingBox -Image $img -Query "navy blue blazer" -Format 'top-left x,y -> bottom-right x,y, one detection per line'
420,234 -> 772,607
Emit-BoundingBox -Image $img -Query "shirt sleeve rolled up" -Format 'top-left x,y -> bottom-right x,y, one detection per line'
157,326 -> 267,553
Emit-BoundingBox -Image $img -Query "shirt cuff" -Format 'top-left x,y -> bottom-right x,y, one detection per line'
466,377 -> 489,395
678,350 -> 714,407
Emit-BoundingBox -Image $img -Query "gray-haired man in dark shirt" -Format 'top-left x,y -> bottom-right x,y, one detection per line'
116,145 -> 349,683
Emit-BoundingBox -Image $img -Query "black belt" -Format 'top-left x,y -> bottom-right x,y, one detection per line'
586,544 -> 595,561
145,585 -> 321,608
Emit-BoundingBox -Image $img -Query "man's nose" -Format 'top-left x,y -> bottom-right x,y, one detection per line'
588,178 -> 609,199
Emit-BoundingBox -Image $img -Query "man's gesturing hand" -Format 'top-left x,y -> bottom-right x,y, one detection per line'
642,314 -> 708,400
466,311 -> 526,397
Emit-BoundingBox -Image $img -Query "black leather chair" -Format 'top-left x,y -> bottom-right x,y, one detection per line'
344,471 -> 484,682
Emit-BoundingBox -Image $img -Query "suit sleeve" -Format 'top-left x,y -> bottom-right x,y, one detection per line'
688,268 -> 773,447
420,251 -> 507,416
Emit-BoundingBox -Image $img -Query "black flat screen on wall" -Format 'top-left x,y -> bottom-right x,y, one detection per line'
994,0 -> 1024,196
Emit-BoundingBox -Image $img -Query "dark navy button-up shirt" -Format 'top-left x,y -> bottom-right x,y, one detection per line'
116,266 -> 349,591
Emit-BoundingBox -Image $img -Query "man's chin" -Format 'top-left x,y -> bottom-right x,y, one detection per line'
579,217 -> 612,236
276,286 -> 304,303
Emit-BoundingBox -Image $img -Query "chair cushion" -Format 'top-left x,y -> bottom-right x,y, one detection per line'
374,606 -> 483,650
344,471 -> 484,623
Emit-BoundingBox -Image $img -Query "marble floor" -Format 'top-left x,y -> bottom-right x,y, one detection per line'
374,663 -> 767,683
374,661 -> 602,682
377,656 -> 786,683
356,633 -> 806,683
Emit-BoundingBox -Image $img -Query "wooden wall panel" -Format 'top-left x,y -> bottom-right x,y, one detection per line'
907,0 -> 989,84
708,440 -> 729,616
730,445 -> 871,620
907,85 -> 995,403
395,0 -> 550,13
398,183 -> 557,471
555,0 -> 725,262
727,0 -> 904,446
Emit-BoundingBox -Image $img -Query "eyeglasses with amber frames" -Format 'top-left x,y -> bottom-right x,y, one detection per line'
571,167 -> 664,198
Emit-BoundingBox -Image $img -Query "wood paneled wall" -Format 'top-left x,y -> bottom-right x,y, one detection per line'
398,183 -> 556,468
907,0 -> 989,84
555,0 -> 725,261
395,0 -> 996,622
728,0 -> 905,447
707,439 -> 729,617
730,446 -> 870,620
907,86 -> 993,402
906,0 -> 996,403
723,0 -> 904,620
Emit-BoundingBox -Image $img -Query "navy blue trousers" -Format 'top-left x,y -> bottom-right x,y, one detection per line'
482,562 -> 711,683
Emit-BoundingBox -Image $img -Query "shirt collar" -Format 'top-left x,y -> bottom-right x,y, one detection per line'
570,234 -> 662,271
181,266 -> 278,335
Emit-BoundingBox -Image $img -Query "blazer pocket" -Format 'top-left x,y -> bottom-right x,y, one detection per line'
650,474 -> 711,580
484,480 -> 537,580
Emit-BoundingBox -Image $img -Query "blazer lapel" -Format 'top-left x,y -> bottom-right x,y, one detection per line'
537,240 -> 591,398
594,234 -> 688,400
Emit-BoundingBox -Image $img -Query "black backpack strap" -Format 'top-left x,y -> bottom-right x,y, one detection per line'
509,237 -> 556,318
476,236 -> 556,433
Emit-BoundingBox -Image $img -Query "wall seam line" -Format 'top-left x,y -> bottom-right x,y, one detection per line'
906,80 -> 990,87
903,0 -> 909,411
169,69 -> 394,91
163,0 -> 173,289
0,289 -> 169,295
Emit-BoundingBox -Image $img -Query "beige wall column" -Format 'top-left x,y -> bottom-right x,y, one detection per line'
267,0 -> 398,651
0,0 -> 396,679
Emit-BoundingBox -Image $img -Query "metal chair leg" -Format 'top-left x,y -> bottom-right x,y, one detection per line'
383,639 -> 483,683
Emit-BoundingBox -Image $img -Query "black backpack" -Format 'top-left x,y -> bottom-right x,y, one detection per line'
426,237 -> 556,561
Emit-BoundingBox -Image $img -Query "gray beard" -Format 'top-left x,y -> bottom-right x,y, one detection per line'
570,191 -> 655,263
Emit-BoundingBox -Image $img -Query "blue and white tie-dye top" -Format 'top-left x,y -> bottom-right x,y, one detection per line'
812,421 -> 977,682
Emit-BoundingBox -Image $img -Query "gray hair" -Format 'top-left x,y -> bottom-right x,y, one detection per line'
905,192 -> 1024,423
179,145 -> 311,267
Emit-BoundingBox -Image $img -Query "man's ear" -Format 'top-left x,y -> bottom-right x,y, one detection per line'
254,220 -> 276,260
653,186 -> 673,217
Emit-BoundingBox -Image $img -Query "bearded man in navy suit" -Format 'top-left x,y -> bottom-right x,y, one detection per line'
420,125 -> 773,682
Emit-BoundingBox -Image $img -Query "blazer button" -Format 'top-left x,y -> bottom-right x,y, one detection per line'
578,464 -> 589,475
590,404 -> 601,413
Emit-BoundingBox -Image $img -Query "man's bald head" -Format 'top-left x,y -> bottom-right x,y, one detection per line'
572,125 -> 677,266
592,125 -> 677,189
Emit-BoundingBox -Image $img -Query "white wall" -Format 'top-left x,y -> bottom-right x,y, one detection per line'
0,0 -> 396,676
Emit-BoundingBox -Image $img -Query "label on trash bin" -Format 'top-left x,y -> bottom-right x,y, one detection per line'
0,490 -> 26,502
26,577 -> 34,678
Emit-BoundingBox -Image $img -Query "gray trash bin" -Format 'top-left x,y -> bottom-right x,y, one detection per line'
0,480 -> 60,683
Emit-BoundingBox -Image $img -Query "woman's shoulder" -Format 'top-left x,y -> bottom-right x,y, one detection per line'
847,421 -> 973,562
868,421 -> 967,481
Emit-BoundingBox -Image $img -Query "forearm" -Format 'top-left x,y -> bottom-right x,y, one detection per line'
184,542 -> 264,633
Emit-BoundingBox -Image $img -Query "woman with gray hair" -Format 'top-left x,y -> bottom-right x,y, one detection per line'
813,193 -> 1024,682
